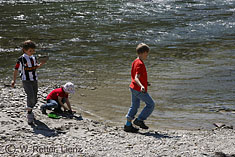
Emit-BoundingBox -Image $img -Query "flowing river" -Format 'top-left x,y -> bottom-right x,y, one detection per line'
0,0 -> 235,129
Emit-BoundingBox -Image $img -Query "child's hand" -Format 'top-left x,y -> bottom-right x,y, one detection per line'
11,80 -> 15,88
68,110 -> 76,114
141,86 -> 146,93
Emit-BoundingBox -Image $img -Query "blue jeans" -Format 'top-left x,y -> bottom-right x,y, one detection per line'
126,88 -> 155,121
42,98 -> 66,110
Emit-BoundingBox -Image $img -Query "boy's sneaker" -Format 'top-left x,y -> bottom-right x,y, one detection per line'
124,124 -> 139,133
40,106 -> 47,115
27,112 -> 35,125
133,118 -> 149,129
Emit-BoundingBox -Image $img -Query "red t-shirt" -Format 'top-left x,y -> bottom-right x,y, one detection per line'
46,87 -> 68,101
129,58 -> 148,92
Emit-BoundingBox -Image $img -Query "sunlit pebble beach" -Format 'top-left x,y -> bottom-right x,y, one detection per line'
0,82 -> 234,157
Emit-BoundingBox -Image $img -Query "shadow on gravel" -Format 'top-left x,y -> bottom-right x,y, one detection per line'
50,111 -> 83,121
57,112 -> 83,121
139,131 -> 177,139
30,120 -> 60,137
214,152 -> 235,157
30,113 -> 83,137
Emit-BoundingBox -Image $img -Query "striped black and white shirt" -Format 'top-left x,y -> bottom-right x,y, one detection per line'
15,54 -> 38,81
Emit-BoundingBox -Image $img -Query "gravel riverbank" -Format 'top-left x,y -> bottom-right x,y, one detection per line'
0,83 -> 234,157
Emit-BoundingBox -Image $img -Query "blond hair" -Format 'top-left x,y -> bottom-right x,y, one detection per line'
136,43 -> 150,54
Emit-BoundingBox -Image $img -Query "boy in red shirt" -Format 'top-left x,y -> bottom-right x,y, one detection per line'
40,82 -> 75,115
124,43 -> 155,133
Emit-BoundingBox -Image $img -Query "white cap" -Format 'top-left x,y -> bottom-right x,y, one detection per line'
62,82 -> 75,94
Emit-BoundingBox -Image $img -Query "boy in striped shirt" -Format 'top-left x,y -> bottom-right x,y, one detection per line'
11,40 -> 46,125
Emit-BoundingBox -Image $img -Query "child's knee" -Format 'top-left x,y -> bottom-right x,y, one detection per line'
28,97 -> 37,107
148,100 -> 155,110
152,101 -> 155,108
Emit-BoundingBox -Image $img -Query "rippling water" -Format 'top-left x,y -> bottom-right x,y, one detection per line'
0,0 -> 235,129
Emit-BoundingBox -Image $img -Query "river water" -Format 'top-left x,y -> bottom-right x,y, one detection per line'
0,0 -> 235,129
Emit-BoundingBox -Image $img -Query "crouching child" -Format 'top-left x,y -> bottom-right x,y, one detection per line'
40,82 -> 75,115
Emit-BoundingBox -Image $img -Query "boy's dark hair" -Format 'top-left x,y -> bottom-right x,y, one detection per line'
136,43 -> 150,54
22,40 -> 36,50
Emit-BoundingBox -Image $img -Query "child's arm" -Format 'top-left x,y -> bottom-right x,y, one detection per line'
11,69 -> 18,88
36,61 -> 46,69
135,74 -> 146,93
65,98 -> 72,111
58,96 -> 69,111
